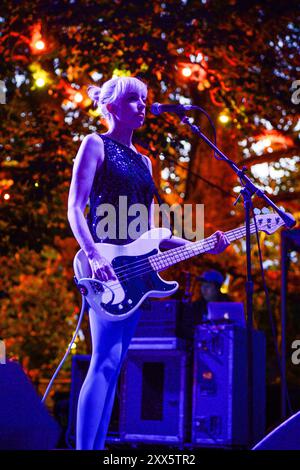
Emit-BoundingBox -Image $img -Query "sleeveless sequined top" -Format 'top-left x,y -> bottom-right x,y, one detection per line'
87,134 -> 156,245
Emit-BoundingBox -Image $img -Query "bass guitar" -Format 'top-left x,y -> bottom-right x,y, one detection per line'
74,213 -> 289,321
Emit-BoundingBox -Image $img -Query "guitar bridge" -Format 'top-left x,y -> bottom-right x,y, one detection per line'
89,280 -> 105,294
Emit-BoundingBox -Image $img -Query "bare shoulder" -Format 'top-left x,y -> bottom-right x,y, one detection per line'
141,154 -> 152,173
72,133 -> 105,175
82,132 -> 104,162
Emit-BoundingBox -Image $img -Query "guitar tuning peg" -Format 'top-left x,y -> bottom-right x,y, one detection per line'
253,208 -> 261,215
261,207 -> 270,214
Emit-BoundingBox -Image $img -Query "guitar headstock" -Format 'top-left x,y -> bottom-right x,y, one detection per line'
254,212 -> 287,234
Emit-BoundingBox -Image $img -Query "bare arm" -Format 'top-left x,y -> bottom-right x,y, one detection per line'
67,133 -> 116,281
67,133 -> 102,257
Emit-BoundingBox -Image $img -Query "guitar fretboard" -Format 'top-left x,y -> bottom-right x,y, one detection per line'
149,223 -> 256,272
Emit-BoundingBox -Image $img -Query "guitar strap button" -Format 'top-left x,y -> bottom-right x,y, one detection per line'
78,284 -> 88,296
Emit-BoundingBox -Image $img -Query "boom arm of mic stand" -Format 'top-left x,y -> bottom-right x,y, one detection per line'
180,115 -> 296,228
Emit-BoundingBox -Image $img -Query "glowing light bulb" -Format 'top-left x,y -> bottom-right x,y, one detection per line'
182,67 -> 192,77
29,63 -> 49,89
74,92 -> 83,103
3,193 -> 10,200
36,77 -> 45,87
219,113 -> 230,124
35,40 -> 45,51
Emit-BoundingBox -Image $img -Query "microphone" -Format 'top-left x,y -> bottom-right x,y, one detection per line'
151,102 -> 199,115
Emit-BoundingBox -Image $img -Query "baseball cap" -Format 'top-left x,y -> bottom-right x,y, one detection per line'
196,269 -> 224,286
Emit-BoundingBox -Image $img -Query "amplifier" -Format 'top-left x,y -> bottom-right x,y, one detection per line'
119,347 -> 191,444
134,299 -> 194,340
66,337 -> 188,447
130,336 -> 186,350
192,324 -> 266,447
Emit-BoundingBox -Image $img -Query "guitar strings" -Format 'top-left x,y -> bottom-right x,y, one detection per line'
111,237 -> 216,279
84,224 -> 259,299
113,236 -> 215,274
96,226 -> 246,290
110,224 -> 251,280
110,226 -> 243,276
94,240 -> 216,293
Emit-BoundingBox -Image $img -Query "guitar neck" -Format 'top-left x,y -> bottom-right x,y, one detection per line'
150,222 -> 257,272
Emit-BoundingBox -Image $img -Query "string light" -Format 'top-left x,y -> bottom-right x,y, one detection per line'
29,63 -> 50,89
182,66 -> 192,77
34,40 -> 45,51
3,193 -> 10,200
219,113 -> 231,124
30,22 -> 47,54
74,92 -> 83,103
36,77 -> 45,88
179,60 -> 208,85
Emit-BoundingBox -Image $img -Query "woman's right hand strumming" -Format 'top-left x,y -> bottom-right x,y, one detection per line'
87,251 -> 117,282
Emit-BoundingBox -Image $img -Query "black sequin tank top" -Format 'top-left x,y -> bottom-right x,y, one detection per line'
87,134 -> 155,245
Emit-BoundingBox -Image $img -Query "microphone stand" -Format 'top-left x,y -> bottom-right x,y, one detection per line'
179,113 -> 295,447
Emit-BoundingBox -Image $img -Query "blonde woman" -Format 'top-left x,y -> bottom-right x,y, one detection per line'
67,76 -> 229,450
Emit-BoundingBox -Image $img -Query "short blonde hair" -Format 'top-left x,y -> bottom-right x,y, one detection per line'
87,76 -> 147,122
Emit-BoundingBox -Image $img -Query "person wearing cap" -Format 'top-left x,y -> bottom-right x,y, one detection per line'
193,269 -> 231,324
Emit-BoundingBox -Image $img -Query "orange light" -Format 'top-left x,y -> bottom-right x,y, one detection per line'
30,22 -> 47,54
182,66 -> 192,77
219,113 -> 230,124
74,92 -> 83,103
202,371 -> 213,380
34,40 -> 45,51
255,131 -> 294,150
3,193 -> 10,200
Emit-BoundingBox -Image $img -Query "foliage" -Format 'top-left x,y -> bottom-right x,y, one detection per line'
0,240 -> 88,382
0,0 -> 299,385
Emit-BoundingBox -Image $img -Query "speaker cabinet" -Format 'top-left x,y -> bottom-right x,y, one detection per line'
134,300 -> 194,340
0,361 -> 60,449
119,347 -> 190,444
192,325 -> 265,447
